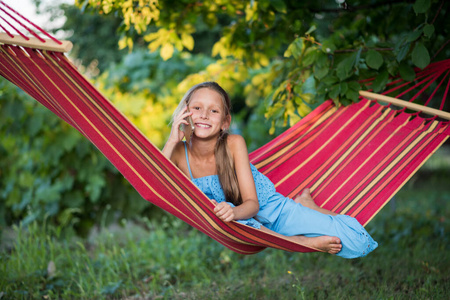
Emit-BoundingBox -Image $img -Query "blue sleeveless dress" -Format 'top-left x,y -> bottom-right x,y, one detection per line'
184,143 -> 378,258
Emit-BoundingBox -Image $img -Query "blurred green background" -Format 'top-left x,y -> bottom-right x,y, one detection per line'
0,0 -> 449,298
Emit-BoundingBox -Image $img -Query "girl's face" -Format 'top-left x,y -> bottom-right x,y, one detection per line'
188,88 -> 230,140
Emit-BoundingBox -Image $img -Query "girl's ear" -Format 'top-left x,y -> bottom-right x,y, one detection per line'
224,114 -> 231,130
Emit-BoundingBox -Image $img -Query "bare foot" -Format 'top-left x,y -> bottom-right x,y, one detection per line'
293,235 -> 342,254
294,188 -> 316,207
294,188 -> 338,216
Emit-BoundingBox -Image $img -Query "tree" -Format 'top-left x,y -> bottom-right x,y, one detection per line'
2,0 -> 448,231
0,79 -> 156,236
76,0 -> 449,133
58,4 -> 126,73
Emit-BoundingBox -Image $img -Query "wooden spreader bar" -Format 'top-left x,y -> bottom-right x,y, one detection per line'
0,32 -> 73,53
360,90 -> 450,120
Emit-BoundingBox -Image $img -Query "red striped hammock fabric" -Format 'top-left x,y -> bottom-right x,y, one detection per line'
1,3 -> 449,254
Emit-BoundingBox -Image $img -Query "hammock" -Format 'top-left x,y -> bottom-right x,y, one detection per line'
1,2 -> 449,255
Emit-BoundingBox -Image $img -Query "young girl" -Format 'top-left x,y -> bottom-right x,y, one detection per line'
163,82 -> 378,258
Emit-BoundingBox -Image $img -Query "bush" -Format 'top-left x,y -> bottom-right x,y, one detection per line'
0,80 -> 149,236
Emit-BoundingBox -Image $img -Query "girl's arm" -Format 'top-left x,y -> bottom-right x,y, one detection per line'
215,134 -> 259,221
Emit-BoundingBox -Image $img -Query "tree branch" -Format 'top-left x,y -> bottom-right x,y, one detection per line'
334,47 -> 393,53
431,39 -> 450,61
431,0 -> 445,24
309,0 -> 415,13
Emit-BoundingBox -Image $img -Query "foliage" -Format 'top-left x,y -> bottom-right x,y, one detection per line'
76,0 -> 449,133
1,156 -> 449,299
0,47 -> 244,232
2,0 -> 449,232
58,3 -> 127,73
0,80 -> 150,236
33,1 -> 126,73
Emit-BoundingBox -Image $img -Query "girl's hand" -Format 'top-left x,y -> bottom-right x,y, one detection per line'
212,200 -> 235,222
167,106 -> 193,144
162,106 -> 193,160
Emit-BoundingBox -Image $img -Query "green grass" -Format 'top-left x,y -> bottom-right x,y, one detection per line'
1,148 -> 449,299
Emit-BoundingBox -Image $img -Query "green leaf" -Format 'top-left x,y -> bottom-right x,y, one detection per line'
411,42 -> 430,69
266,103 -> 285,119
399,62 -> 416,82
314,65 -> 329,80
423,24 -> 435,37
366,50 -> 384,70
329,84 -> 340,99
406,29 -> 423,43
336,56 -> 354,81
348,81 -> 361,93
300,93 -> 314,104
293,84 -> 303,96
302,76 -> 316,95
340,97 -> 352,106
339,82 -> 348,95
413,0 -> 431,14
346,89 -> 360,102
354,47 -> 362,67
396,43 -> 410,62
387,60 -> 399,76
321,75 -> 339,85
316,83 -> 327,96
289,113 -> 301,126
305,25 -> 316,35
302,48 -> 317,67
316,52 -> 329,67
371,70 -> 389,92
284,38 -> 303,59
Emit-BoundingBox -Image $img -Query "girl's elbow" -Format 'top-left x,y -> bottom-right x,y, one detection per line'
252,200 -> 260,215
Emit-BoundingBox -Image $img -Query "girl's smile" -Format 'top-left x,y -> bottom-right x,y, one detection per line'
196,123 -> 211,128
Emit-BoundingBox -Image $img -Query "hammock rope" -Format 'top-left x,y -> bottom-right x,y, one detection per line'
0,1 -> 62,44
1,2 -> 449,254
0,1 -> 72,52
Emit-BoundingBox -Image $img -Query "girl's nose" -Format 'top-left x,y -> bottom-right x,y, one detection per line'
200,110 -> 209,119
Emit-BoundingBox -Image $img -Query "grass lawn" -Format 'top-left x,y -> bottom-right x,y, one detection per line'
1,147 -> 449,299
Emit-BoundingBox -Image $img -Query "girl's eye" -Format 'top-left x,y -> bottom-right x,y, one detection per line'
212,109 -> 219,113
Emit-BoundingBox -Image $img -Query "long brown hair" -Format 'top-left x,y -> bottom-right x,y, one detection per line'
174,82 -> 242,206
